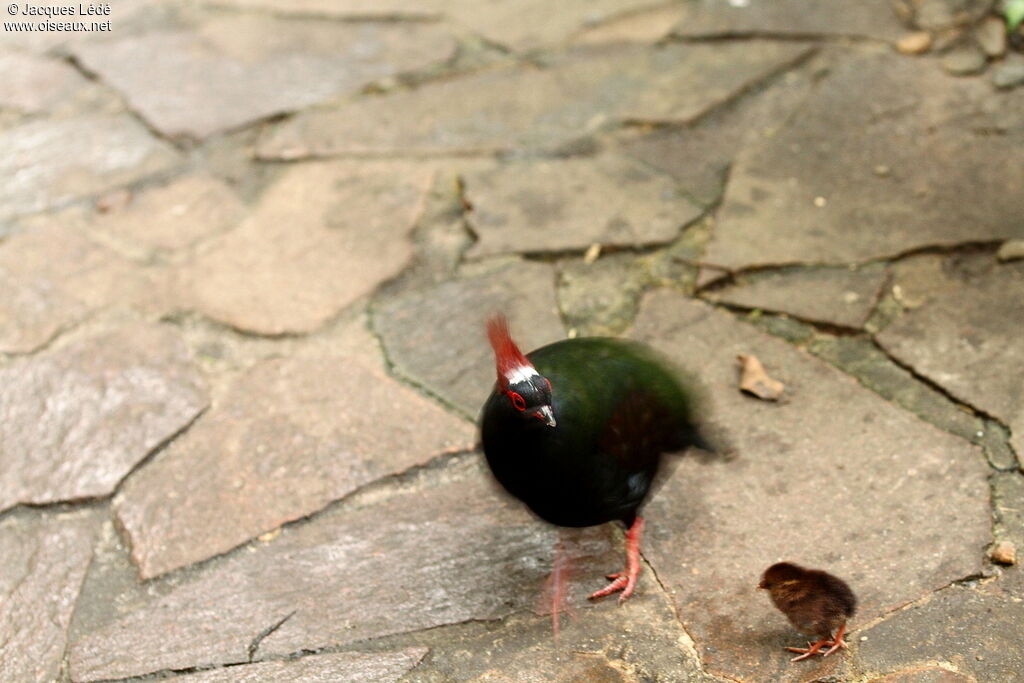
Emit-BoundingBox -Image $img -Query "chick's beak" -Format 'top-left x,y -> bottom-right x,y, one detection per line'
537,405 -> 557,427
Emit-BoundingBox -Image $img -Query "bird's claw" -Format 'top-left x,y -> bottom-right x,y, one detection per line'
785,630 -> 848,662
588,571 -> 636,603
589,517 -> 645,604
785,640 -> 830,662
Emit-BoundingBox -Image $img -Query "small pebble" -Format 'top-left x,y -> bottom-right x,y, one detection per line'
942,46 -> 987,76
997,238 -> 1024,262
976,16 -> 1007,57
990,540 -> 1017,565
897,31 -> 932,55
873,164 -> 891,177
915,0 -> 954,31
992,54 -> 1024,90
814,196 -> 827,207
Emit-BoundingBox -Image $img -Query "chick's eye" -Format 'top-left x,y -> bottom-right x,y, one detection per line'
507,391 -> 526,411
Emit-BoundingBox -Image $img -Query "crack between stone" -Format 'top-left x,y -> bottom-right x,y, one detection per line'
248,610 -> 296,662
258,39 -> 816,165
867,336 -> 1013,437
365,301 -> 476,421
476,205 -> 712,268
712,304 -> 1019,476
672,31 -> 893,46
129,447 -> 477,583
630,43 -> 820,133
853,571 -> 994,634
202,1 -> 441,23
68,619 -> 489,682
703,298 -> 867,337
699,240 -> 1005,280
0,494 -> 110,527
637,551 -> 737,682
110,406 -> 209,499
59,517 -> 106,683
78,659 -> 251,683
61,55 -> 192,151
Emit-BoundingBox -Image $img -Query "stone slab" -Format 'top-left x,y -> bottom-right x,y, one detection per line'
557,253 -> 652,336
69,461 -> 616,680
463,155 -> 703,258
92,173 -> 246,255
115,355 -> 474,579
186,161 -> 432,335
391,574 -> 711,683
173,649 -> 428,682
619,62 -> 816,207
425,0 -> 665,52
71,15 -> 456,139
671,0 -> 905,41
373,260 -> 565,416
0,51 -> 92,117
0,220 -> 140,354
0,115 -> 179,224
857,576 -> 1024,682
0,324 -> 209,512
703,53 -> 1024,269
877,261 -> 1024,459
628,291 -> 990,682
807,336 -> 983,449
208,0 -> 437,18
708,265 -> 888,328
0,510 -> 101,683
572,4 -> 688,45
869,668 -> 972,683
258,42 -> 811,159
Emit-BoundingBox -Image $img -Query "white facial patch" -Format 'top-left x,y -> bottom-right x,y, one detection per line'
504,364 -> 540,386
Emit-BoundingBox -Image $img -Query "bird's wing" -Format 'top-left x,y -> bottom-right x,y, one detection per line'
598,390 -> 678,472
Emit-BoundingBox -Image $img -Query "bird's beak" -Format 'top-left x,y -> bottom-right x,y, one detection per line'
537,405 -> 556,427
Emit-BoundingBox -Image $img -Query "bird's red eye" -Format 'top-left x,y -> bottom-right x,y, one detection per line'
507,391 -> 526,411
544,378 -> 552,392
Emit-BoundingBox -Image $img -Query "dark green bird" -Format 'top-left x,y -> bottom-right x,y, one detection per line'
480,315 -> 712,603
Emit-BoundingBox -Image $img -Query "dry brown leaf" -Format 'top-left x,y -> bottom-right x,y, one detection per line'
737,353 -> 785,401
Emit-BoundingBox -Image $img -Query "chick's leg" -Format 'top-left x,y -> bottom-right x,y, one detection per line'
821,622 -> 849,657
589,516 -> 644,603
786,623 -> 849,662
786,639 -> 831,661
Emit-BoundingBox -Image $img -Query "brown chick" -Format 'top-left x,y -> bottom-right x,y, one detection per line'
758,561 -> 857,662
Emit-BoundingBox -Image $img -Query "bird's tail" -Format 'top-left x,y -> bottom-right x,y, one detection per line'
682,423 -> 734,461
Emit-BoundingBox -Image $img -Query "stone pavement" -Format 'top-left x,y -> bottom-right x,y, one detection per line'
1,1 -> 1023,681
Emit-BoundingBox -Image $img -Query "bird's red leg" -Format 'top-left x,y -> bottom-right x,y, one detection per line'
821,622 -> 848,657
538,532 -> 576,637
589,516 -> 644,603
785,622 -> 849,662
786,639 -> 831,662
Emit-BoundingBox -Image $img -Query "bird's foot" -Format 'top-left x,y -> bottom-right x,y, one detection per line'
589,571 -> 636,602
588,517 -> 644,604
785,639 -> 831,662
786,624 -> 849,662
542,537 -> 576,637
